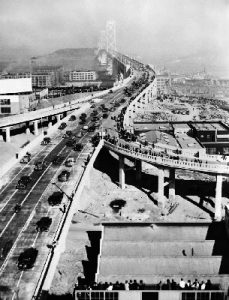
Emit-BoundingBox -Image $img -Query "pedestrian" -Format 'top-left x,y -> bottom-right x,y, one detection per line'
124,280 -> 129,290
179,278 -> 186,289
191,247 -> 194,256
182,249 -> 187,256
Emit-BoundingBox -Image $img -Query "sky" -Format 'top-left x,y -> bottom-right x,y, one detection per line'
0,0 -> 228,71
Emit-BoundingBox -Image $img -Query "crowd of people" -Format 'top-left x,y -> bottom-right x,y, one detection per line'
74,278 -> 220,291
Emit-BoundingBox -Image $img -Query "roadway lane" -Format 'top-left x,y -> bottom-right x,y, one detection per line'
0,86 -> 127,299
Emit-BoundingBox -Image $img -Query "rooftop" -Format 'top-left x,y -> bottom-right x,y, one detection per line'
176,135 -> 203,150
172,123 -> 190,130
190,122 -> 228,132
0,78 -> 32,94
134,123 -> 173,132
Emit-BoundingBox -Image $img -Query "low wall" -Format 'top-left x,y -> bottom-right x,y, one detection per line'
37,139 -> 104,294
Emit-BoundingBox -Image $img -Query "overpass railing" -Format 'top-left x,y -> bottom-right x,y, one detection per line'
74,290 -> 226,300
104,140 -> 229,175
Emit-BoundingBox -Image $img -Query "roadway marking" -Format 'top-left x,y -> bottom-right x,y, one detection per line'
0,131 -> 62,196
0,163 -> 52,239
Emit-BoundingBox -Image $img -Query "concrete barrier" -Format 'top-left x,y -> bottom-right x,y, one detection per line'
34,139 -> 104,295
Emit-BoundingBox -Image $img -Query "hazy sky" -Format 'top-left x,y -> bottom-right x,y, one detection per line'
0,0 -> 228,64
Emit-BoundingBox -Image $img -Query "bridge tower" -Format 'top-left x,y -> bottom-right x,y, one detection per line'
106,20 -> 117,54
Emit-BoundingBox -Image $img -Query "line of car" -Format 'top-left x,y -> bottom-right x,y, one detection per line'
1,89 -> 127,272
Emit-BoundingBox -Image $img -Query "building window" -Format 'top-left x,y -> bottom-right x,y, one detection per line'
0,99 -> 11,105
206,147 -> 216,155
1,107 -> 11,113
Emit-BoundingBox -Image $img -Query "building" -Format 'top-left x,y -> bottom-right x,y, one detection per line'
32,73 -> 55,88
190,122 -> 229,155
0,73 -> 31,79
69,71 -> 97,81
32,65 -> 63,86
0,78 -> 34,114
156,74 -> 171,94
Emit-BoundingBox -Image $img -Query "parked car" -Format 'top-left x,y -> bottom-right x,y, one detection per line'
18,247 -> 38,270
34,161 -> 47,171
58,122 -> 67,130
82,125 -> 89,131
41,137 -> 51,145
0,240 -> 13,259
69,115 -> 76,121
58,170 -> 70,182
36,217 -> 52,232
109,89 -> 113,93
16,176 -> 31,189
48,191 -> 63,206
73,143 -> 83,151
65,157 -> 75,167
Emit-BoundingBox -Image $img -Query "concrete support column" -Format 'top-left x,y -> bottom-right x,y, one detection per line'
119,154 -> 125,189
33,120 -> 39,136
215,174 -> 223,220
5,126 -> 11,143
56,114 -> 61,124
136,159 -> 142,183
169,168 -> 176,202
26,122 -> 30,135
158,168 -> 165,208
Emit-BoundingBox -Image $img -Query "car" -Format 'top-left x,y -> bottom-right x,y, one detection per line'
80,113 -> 87,120
41,137 -> 51,145
66,139 -> 75,147
77,131 -> 83,138
65,157 -> 75,167
14,204 -> 21,213
16,176 -> 31,189
92,116 -> 100,121
73,143 -> 83,151
36,217 -> 52,232
109,90 -> 113,93
20,154 -> 31,164
82,125 -> 89,131
88,126 -> 96,132
48,191 -> 64,206
66,130 -> 72,136
18,247 -> 38,270
34,161 -> 47,171
0,240 -> 13,259
79,119 -> 86,125
52,156 -> 63,165
58,122 -> 67,130
58,170 -> 70,182
69,115 -> 76,121
90,104 -> 96,108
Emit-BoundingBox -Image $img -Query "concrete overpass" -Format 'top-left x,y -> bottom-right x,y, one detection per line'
102,76 -> 228,221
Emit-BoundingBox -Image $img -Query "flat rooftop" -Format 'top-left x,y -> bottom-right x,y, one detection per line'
176,135 -> 203,150
134,123 -> 173,132
172,123 -> 191,130
145,131 -> 179,148
191,122 -> 228,132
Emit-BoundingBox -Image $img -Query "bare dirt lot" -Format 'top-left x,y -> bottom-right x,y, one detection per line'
49,149 -> 229,296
